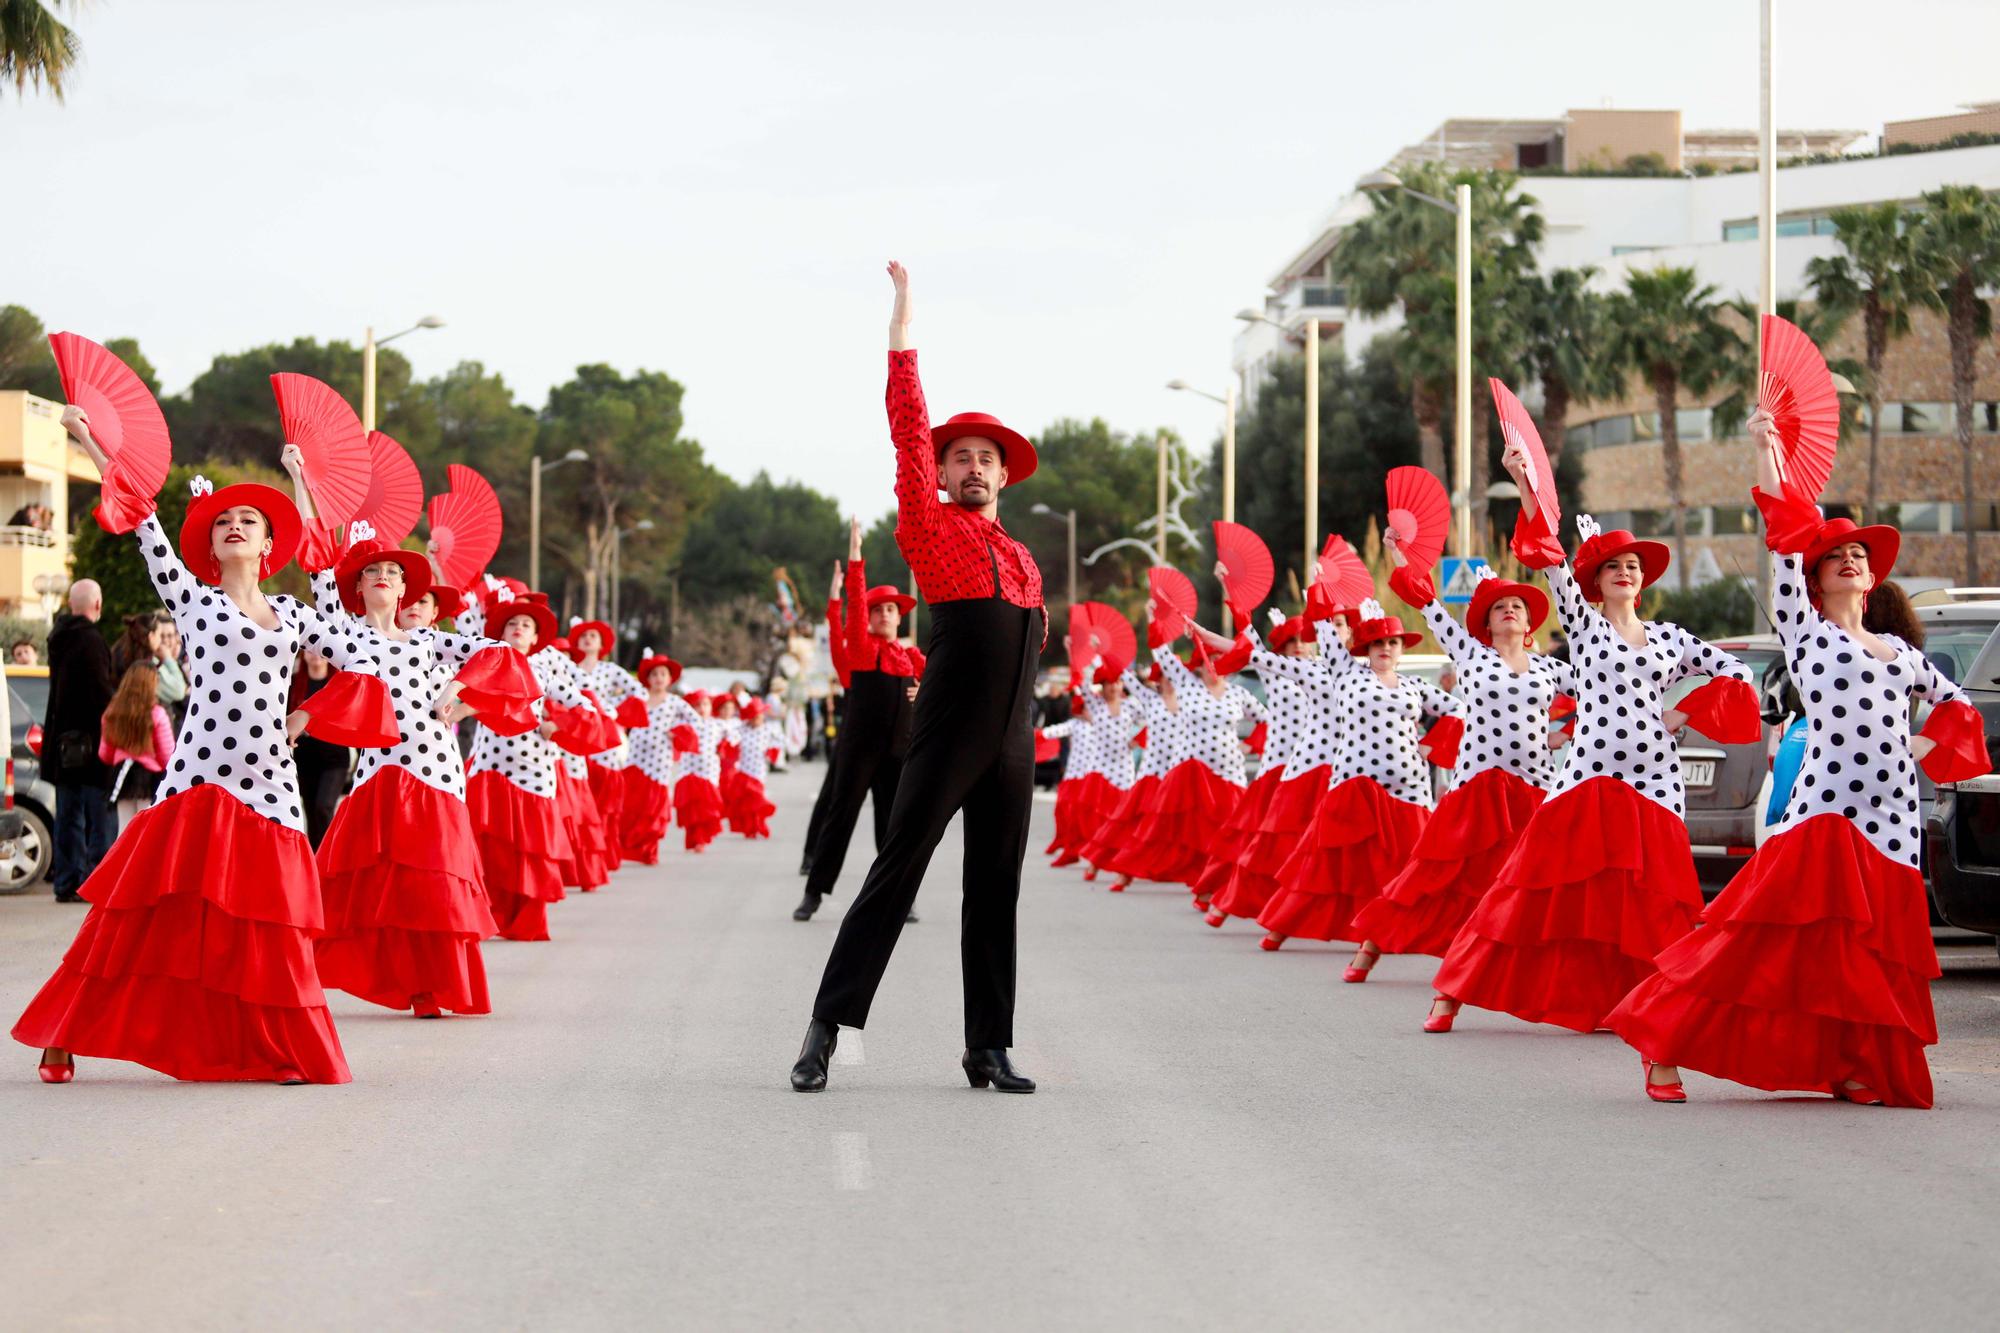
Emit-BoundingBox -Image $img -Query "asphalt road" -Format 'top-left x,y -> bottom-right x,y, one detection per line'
3,764 -> 1998,1331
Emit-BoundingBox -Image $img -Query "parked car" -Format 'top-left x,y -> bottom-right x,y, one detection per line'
1667,635 -> 1788,892
1916,601 -> 2000,944
2,664 -> 51,892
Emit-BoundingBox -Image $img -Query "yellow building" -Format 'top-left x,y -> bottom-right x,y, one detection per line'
0,390 -> 103,621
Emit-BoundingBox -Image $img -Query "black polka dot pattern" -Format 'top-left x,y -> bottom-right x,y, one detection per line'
629,692 -> 698,784
1419,600 -> 1576,792
465,637 -> 592,800
1247,620 -> 1367,781
1070,690 -> 1143,788
1156,651 -> 1262,786
1329,666 -> 1459,808
575,660 -> 648,772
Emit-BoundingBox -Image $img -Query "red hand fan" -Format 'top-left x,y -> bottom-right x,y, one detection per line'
1070,600 -> 1137,676
427,464 -> 503,589
47,332 -> 173,501
1489,379 -> 1561,532
1033,730 -> 1061,764
1384,466 -> 1450,571
1212,521 -> 1274,616
1314,535 -> 1376,611
1759,313 -> 1840,502
358,431 -> 425,546
270,373 -> 372,523
1147,565 -> 1198,642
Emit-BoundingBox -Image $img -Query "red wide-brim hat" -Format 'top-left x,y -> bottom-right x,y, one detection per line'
683,689 -> 710,707
429,582 -> 469,620
179,482 -> 302,585
637,654 -> 684,684
1348,616 -> 1425,654
864,585 -> 917,615
334,539 -> 433,615
932,412 -> 1038,485
1802,518 -> 1900,586
1269,615 -> 1317,651
1573,530 -> 1671,603
487,599 -> 557,648
568,620 -> 615,659
1465,578 -> 1551,645
1092,663 -> 1122,685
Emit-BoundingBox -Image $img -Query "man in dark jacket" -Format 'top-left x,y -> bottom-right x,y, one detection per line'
45,579 -> 116,901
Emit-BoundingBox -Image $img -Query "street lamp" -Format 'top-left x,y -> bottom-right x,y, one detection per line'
609,518 -> 655,633
1029,502 -> 1078,617
1238,309 -> 1320,587
1169,378 -> 1240,630
361,315 -> 445,433
529,448 -> 590,592
1358,168 -> 1474,558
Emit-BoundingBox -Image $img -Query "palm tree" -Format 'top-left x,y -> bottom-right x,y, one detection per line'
1910,184 -> 2000,585
1331,165 -> 1543,542
2,0 -> 82,100
1606,267 -> 1742,591
1521,267 -> 1617,477
1805,204 -> 1923,524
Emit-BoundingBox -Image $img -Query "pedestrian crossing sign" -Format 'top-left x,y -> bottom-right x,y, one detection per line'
1439,557 -> 1491,604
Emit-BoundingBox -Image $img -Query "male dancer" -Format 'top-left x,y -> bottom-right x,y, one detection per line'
790,262 -> 1044,1094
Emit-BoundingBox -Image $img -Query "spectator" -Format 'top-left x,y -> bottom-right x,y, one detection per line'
9,639 -> 36,666
44,578 -> 117,902
289,649 -> 351,848
109,612 -> 159,677
98,660 -> 173,831
6,501 -> 40,528
153,615 -> 188,720
1863,579 -> 1925,649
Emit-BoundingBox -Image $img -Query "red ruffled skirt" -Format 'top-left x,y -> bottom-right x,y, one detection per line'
620,768 -> 674,864
1055,773 -> 1125,868
1095,763 -> 1241,886
1193,766 -> 1282,901
1432,776 -> 1702,1033
556,765 -> 613,891
1077,773 -> 1160,875
587,760 -> 627,865
1209,767 -> 1326,921
1608,814 -> 1940,1107
12,784 -> 351,1083
675,774 -> 723,852
724,770 -> 775,840
1260,777 -> 1426,943
1046,777 -> 1085,862
313,766 -> 494,1015
1349,769 -> 1545,958
466,770 -> 569,942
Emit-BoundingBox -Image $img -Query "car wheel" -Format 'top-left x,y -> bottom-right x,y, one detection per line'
0,805 -> 52,894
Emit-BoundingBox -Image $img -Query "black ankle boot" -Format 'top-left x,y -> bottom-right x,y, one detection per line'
793,892 -> 822,922
961,1048 -> 1035,1093
790,1019 -> 838,1092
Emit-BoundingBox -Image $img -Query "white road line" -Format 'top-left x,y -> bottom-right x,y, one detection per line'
832,1133 -> 872,1191
833,1031 -> 865,1066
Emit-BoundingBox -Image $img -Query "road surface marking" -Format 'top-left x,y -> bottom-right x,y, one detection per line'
832,1133 -> 872,1191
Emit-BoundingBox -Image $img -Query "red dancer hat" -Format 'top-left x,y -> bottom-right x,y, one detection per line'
1348,599 -> 1424,655
487,597 -> 556,648
333,521 -> 432,614
568,620 -> 615,659
1801,517 -> 1900,588
684,689 -> 711,708
1464,570 -> 1551,645
179,476 -> 302,584
1145,662 -> 1164,685
931,412 -> 1038,484
1571,515 -> 1670,603
1092,663 -> 1121,685
864,585 -> 917,615
1268,614 -> 1317,652
637,651 -> 684,685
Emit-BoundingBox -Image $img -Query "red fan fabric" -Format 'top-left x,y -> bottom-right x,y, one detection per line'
1489,378 -> 1560,532
427,464 -> 505,589
313,766 -> 494,1015
1213,521 -> 1275,619
1608,812 -> 1940,1107
466,770 -> 569,940
1349,768 -> 1544,957
297,672 -> 400,748
1677,678 -> 1761,745
361,431 -> 426,545
1148,566 -> 1198,642
1384,466 -> 1451,571
49,332 -> 173,532
10,783 -> 351,1083
1759,313 -> 1841,502
1431,775 -> 1703,1032
1071,601 -> 1137,677
1316,534 -> 1376,611
1260,777 -> 1428,943
270,374 -> 372,524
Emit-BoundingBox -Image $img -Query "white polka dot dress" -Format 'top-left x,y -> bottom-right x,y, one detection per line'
1418,600 -> 1574,793
1328,669 -> 1458,809
1076,687 -> 1142,788
575,660 -> 647,771
679,716 -> 726,784
1157,651 -> 1261,788
627,694 -> 686,785
467,647 -> 587,801
1245,620 -> 1364,784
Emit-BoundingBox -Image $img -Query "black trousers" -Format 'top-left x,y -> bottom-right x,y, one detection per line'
812,598 -> 1038,1048
802,753 -> 839,865
802,672 -> 908,900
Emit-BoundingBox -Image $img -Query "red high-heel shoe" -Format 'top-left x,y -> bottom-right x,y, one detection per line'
1342,945 -> 1380,983
1051,851 -> 1079,868
1423,1000 -> 1458,1033
1642,1060 -> 1686,1103
1109,877 -> 1130,893
412,994 -> 442,1019
1833,1081 -> 1885,1106
37,1051 -> 73,1084
1204,909 -> 1226,928
1191,896 -> 1210,913
1082,867 -> 1099,882
1259,934 -> 1283,951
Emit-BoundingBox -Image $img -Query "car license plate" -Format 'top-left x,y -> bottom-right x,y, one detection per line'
1682,759 -> 1716,789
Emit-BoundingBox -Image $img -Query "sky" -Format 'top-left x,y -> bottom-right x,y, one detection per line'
4,0 -> 1996,521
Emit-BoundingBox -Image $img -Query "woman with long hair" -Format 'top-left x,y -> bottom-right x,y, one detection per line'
17,411 -> 397,1084
98,660 -> 173,830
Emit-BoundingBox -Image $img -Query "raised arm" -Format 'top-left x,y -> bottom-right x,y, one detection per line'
886,267 -> 941,555
844,544 -> 871,666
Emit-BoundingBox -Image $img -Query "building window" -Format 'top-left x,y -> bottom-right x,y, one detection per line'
1945,503 -> 2000,533
1675,409 -> 1711,441
1595,415 -> 1634,448
1723,220 -> 1757,242
1897,402 -> 1953,434
1566,425 -> 1592,455
1593,511 -> 1635,534
1710,504 -> 1757,535
1634,412 -> 1660,441
1775,217 -> 1814,238
1889,502 -> 1946,533
1972,402 -> 1999,434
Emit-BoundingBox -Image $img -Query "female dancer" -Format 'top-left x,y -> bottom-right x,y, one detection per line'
1044,662 -> 1138,874
463,592 -> 589,940
302,502 -> 538,1019
1606,411 -> 1988,1105
725,698 -> 780,839
18,411 -> 395,1084
675,691 -> 728,852
621,650 -> 686,864
1144,639 -> 1263,892
1345,538 -> 1573,1001
1430,439 -> 1758,1033
1076,659 -> 1182,891
571,620 -> 649,863
1258,598 -> 1456,954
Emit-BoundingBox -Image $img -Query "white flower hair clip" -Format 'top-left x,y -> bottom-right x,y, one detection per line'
189,475 -> 214,498
347,518 -> 378,547
1576,513 -> 1602,542
1360,597 -> 1386,622
1268,607 -> 1288,629
1474,565 -> 1500,585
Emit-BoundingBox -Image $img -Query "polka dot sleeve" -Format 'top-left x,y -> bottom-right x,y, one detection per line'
289,601 -> 381,677
134,514 -> 196,611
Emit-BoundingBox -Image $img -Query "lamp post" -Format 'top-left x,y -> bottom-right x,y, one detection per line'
609,518 -> 655,634
1356,169 -> 1475,557
1236,309 -> 1320,585
360,315 -> 444,434
1029,502 -> 1078,615
528,448 -> 590,592
1169,377 -> 1239,630
1154,431 -> 1170,562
